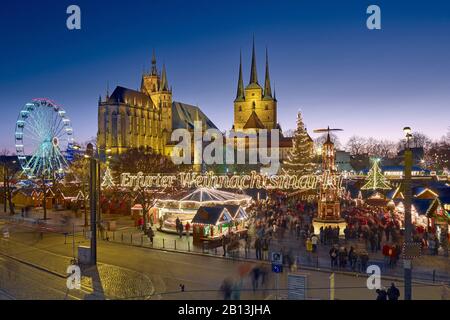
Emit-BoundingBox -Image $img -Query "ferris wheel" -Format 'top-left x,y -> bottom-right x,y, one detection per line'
15,98 -> 74,179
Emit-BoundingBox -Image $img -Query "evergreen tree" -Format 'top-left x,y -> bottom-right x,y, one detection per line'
101,166 -> 115,189
283,111 -> 316,175
361,158 -> 391,190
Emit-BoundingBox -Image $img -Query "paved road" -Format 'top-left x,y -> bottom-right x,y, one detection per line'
1,222 -> 448,300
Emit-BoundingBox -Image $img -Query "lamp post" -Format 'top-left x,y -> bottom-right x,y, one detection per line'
403,126 -> 413,300
86,143 -> 98,265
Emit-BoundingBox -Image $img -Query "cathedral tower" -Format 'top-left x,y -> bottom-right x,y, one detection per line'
233,40 -> 277,132
140,51 -> 173,137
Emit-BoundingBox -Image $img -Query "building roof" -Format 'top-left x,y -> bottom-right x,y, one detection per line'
223,205 -> 248,220
192,206 -> 233,225
412,198 -> 434,215
172,101 -> 218,130
107,86 -> 154,107
243,111 -> 265,129
104,86 -> 218,131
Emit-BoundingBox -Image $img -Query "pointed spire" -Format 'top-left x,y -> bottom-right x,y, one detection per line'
151,49 -> 157,75
160,64 -> 168,91
106,81 -> 110,99
263,47 -> 272,98
249,36 -> 258,84
235,51 -> 245,101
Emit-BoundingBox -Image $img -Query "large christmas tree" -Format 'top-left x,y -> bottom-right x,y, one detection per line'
283,111 -> 316,175
361,158 -> 391,190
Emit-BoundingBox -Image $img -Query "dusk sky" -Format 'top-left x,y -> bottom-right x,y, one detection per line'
1,0 -> 450,152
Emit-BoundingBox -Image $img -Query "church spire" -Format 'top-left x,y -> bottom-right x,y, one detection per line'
235,51 -> 245,101
160,63 -> 168,91
263,47 -> 272,98
249,37 -> 258,84
151,49 -> 157,75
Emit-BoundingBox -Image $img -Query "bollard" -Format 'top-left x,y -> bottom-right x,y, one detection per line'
131,233 -> 133,244
113,231 -> 115,241
433,270 -> 436,283
141,235 -> 144,246
121,233 -> 124,242
188,241 -> 190,252
162,238 -> 165,248
105,231 -> 108,240
174,240 -> 176,250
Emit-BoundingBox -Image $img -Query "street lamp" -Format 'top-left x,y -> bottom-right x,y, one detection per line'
86,143 -> 98,265
403,126 -> 413,300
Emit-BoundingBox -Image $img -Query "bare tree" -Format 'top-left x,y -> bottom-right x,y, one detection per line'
314,133 -> 342,150
411,131 -> 432,150
346,136 -> 367,155
1,149 -> 17,215
66,156 -> 90,226
110,147 -> 177,232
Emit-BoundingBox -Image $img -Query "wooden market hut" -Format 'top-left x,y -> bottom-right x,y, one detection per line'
425,194 -> 450,244
223,204 -> 249,234
192,206 -> 233,246
12,188 -> 35,208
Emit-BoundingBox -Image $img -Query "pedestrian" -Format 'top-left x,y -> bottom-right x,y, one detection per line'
185,222 -> 190,240
262,237 -> 269,260
387,283 -> 400,300
231,279 -> 242,300
222,234 -> 227,257
220,278 -> 232,300
348,246 -> 357,271
311,234 -> 318,253
147,227 -> 154,245
359,251 -> 369,272
250,266 -> 261,292
254,237 -> 262,260
329,246 -> 338,268
319,226 -> 324,244
376,288 -> 388,300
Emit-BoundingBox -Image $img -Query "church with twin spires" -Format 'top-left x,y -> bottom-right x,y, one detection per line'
233,41 -> 277,132
97,42 -> 310,164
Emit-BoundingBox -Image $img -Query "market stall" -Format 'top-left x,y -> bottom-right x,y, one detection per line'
153,188 -> 252,234
223,204 -> 249,234
191,206 -> 234,246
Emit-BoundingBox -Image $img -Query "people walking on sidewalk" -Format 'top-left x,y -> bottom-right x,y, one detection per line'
147,227 -> 154,245
387,283 -> 400,300
329,245 -> 338,268
255,237 -> 262,260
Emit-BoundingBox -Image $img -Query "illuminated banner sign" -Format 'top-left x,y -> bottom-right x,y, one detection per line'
113,170 -> 349,191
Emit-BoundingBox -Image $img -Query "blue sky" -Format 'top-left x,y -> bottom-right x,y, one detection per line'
1,0 -> 449,152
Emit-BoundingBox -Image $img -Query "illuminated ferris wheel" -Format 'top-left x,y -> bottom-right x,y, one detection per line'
15,98 -> 74,179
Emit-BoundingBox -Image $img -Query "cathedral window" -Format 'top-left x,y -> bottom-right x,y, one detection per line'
265,105 -> 268,110
238,106 -> 242,112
